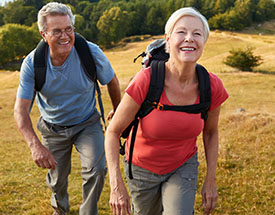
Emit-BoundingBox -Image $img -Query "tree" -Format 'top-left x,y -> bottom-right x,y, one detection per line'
0,24 -> 40,66
125,0 -> 150,36
233,0 -> 253,27
213,0 -> 235,14
97,6 -> 129,47
145,3 -> 166,35
254,0 -> 275,22
209,0 -> 253,31
74,14 -> 85,33
224,47 -> 263,71
2,1 -> 37,26
200,0 -> 216,19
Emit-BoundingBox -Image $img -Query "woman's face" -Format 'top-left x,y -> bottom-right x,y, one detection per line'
166,15 -> 205,65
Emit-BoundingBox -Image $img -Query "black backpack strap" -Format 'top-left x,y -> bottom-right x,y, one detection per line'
196,64 -> 211,120
34,39 -> 48,92
31,39 -> 48,112
138,60 -> 165,118
74,33 -> 97,82
149,63 -> 211,120
74,33 -> 106,127
128,118 -> 139,179
126,60 -> 165,179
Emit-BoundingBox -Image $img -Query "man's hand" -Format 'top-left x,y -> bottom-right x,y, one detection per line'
107,109 -> 115,121
30,142 -> 57,170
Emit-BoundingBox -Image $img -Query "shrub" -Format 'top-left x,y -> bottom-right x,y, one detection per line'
224,47 -> 263,71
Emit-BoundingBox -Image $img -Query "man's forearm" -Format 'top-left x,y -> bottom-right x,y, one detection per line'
107,74 -> 121,111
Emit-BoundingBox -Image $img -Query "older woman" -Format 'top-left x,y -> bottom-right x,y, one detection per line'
105,7 -> 228,215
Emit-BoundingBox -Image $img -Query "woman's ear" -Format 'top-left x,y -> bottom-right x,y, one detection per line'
164,33 -> 169,42
164,33 -> 170,53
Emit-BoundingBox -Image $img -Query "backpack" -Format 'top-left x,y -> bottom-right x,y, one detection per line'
32,32 -> 105,127
122,39 -> 211,179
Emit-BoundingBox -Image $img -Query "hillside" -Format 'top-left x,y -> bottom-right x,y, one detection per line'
0,31 -> 274,214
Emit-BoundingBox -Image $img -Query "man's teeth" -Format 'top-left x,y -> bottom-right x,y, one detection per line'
180,47 -> 195,51
60,41 -> 69,45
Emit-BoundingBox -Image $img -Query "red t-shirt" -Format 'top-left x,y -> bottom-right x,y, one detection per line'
125,67 -> 228,175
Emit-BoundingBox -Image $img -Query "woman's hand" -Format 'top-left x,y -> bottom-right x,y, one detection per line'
109,179 -> 131,215
201,176 -> 218,214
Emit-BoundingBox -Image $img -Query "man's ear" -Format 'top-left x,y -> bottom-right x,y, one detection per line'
40,31 -> 47,42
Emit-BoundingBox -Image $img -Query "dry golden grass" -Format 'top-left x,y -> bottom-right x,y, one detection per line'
0,30 -> 274,214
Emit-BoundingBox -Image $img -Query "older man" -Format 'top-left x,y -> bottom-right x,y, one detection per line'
14,2 -> 121,215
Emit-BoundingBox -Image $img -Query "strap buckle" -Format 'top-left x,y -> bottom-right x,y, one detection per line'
153,102 -> 164,110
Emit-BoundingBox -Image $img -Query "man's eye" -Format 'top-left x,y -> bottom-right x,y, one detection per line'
53,30 -> 61,34
65,27 -> 73,32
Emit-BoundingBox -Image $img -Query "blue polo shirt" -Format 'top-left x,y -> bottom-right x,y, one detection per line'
17,41 -> 114,126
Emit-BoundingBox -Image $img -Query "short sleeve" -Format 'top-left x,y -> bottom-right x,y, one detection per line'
16,51 -> 35,100
125,67 -> 151,105
208,73 -> 229,111
88,42 -> 114,85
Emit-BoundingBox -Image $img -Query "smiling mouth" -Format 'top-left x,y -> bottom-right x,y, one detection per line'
180,47 -> 195,51
59,41 -> 70,45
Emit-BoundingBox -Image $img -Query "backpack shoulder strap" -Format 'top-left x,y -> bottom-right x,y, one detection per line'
143,63 -> 211,120
34,39 -> 48,91
74,33 -> 97,82
196,64 -> 211,119
138,60 -> 165,118
126,60 -> 165,179
74,33 -> 106,127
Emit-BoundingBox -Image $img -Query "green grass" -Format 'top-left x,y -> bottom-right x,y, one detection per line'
0,30 -> 275,214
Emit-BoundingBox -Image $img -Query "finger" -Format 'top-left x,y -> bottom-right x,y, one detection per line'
48,158 -> 57,170
204,196 -> 212,215
126,199 -> 131,215
110,201 -> 119,215
42,159 -> 51,169
114,203 -> 120,215
210,194 -> 218,213
35,160 -> 42,168
202,192 -> 206,208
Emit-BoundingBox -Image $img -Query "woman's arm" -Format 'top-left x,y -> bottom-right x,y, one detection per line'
201,106 -> 220,215
105,93 -> 141,215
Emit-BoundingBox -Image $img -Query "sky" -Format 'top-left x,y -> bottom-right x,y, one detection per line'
0,0 -> 13,6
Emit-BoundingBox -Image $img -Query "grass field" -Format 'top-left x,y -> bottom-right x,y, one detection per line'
0,30 -> 274,215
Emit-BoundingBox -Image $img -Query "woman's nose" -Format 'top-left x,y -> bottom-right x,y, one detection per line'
184,33 -> 194,42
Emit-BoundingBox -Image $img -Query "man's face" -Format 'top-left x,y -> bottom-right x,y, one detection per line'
41,14 -> 75,60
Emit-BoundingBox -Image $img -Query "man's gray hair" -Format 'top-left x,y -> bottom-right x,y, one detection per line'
37,2 -> 75,32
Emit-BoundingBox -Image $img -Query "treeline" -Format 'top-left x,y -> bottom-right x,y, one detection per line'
0,0 -> 274,67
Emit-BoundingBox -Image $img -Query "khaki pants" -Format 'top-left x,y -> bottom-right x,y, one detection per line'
124,154 -> 199,215
37,110 -> 106,215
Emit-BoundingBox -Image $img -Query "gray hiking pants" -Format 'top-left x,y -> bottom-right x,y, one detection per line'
37,110 -> 106,215
124,153 -> 199,215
